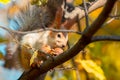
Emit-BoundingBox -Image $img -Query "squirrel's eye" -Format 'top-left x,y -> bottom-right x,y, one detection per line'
57,34 -> 61,38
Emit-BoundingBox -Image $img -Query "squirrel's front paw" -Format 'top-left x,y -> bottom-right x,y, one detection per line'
50,48 -> 64,56
41,45 -> 51,53
30,50 -> 47,68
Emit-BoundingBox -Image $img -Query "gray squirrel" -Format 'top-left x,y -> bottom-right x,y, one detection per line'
4,0 -> 77,70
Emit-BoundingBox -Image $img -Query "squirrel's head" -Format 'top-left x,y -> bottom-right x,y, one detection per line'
48,31 -> 68,48
55,32 -> 68,48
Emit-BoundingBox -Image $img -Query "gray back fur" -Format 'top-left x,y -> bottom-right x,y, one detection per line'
8,0 -> 64,31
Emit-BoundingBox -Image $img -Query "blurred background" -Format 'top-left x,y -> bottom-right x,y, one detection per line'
0,0 -> 120,80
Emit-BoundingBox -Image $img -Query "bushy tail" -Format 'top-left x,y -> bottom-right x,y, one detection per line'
8,0 -> 64,31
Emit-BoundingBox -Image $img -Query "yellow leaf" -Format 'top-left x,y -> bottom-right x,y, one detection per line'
30,0 -> 48,6
71,70 -> 77,80
80,60 -> 106,80
74,0 -> 82,6
30,50 -> 38,66
45,75 -> 52,80
0,0 -> 10,4
58,76 -> 67,80
0,52 -> 4,59
88,43 -> 95,48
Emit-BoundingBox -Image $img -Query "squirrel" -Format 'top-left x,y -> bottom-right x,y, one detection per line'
4,0 -> 73,70
3,0 -> 77,70
20,30 -> 68,69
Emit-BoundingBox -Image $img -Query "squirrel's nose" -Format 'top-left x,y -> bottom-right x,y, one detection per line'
62,45 -> 65,48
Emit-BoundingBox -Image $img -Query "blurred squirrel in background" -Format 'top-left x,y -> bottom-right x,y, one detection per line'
3,0 -> 76,70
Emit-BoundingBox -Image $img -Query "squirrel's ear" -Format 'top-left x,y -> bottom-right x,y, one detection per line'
47,0 -> 63,18
62,16 -> 77,30
54,7 -> 63,29
49,7 -> 63,29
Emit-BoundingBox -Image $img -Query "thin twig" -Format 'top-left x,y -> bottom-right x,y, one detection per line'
91,35 -> 120,42
82,0 -> 89,28
76,15 -> 82,32
109,14 -> 120,18
102,4 -> 118,35
103,3 -> 118,26
0,26 -> 82,35
54,67 -> 76,71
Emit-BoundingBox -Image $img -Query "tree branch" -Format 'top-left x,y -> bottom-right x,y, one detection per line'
91,36 -> 120,42
109,14 -> 120,18
63,0 -> 107,19
19,0 -> 117,80
82,0 -> 89,28
0,26 -> 82,35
